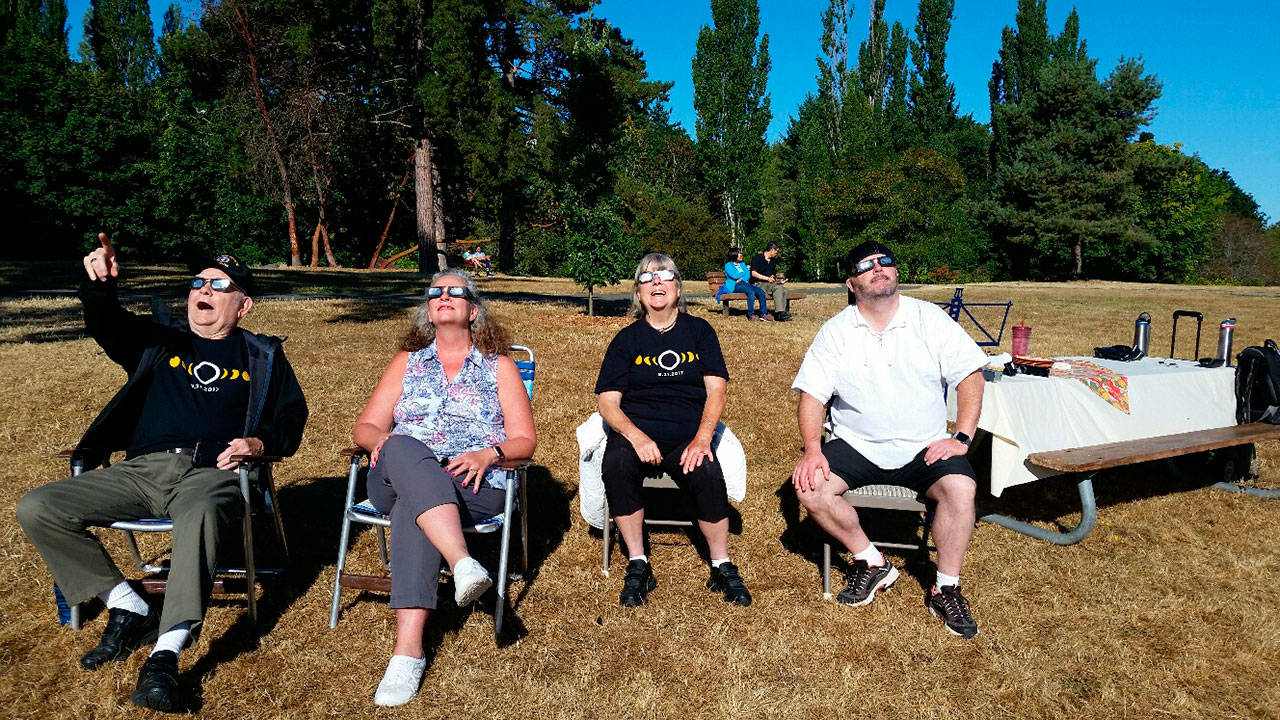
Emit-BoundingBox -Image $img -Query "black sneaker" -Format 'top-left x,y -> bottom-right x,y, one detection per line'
80,607 -> 159,671
927,585 -> 979,638
130,650 -> 182,712
707,562 -> 752,606
835,559 -> 899,607
619,559 -> 657,607
774,311 -> 792,322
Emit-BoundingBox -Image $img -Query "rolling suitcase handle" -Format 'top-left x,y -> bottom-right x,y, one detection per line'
1170,309 -> 1203,360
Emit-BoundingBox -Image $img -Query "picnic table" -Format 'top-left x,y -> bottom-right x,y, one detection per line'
948,356 -> 1280,543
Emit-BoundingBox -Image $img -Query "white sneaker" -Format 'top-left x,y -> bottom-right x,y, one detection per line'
452,556 -> 492,606
374,655 -> 426,707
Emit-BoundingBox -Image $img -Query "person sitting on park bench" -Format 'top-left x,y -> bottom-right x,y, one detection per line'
16,234 -> 308,711
724,247 -> 770,321
789,240 -> 987,638
749,241 -> 791,321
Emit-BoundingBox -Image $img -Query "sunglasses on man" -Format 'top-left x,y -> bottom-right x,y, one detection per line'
853,256 -> 896,275
638,269 -> 677,284
426,285 -> 475,300
189,276 -> 241,292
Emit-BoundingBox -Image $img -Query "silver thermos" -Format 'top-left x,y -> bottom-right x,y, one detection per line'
1133,312 -> 1152,355
1217,318 -> 1236,364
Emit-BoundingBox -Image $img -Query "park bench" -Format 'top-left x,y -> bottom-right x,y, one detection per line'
976,422 -> 1280,545
706,271 -> 806,316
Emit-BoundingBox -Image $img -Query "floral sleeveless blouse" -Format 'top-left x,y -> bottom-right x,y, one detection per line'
392,343 -> 509,488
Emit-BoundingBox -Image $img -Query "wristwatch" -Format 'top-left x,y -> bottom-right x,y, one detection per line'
952,431 -> 972,446
492,445 -> 505,461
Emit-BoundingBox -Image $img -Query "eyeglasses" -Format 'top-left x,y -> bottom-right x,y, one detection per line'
426,285 -> 474,300
853,256 -> 896,275
189,276 -> 240,292
638,269 -> 677,284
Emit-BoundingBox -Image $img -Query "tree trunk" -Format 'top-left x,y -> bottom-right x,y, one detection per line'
587,286 -> 595,317
369,168 -> 411,268
1073,239 -> 1083,279
309,220 -> 321,267
229,0 -> 299,266
320,223 -> 337,267
414,133 -> 444,275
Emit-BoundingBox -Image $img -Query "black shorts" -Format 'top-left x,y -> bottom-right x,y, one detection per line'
821,437 -> 976,499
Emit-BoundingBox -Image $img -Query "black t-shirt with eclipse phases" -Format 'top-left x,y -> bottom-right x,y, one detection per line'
594,313 -> 729,446
129,332 -> 252,459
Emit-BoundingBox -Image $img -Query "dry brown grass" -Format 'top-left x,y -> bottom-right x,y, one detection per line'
2,281 -> 1279,719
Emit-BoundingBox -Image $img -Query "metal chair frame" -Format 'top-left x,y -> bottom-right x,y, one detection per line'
600,474 -> 695,575
328,345 -> 535,642
64,454 -> 288,629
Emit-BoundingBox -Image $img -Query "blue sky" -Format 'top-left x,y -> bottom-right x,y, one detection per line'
594,0 -> 1278,224
65,0 -> 1278,222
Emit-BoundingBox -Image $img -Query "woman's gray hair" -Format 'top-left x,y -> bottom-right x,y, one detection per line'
627,252 -> 687,319
401,268 -> 510,355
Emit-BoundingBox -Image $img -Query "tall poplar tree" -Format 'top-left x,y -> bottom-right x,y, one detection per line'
908,0 -> 956,147
692,0 -> 771,246
82,0 -> 157,89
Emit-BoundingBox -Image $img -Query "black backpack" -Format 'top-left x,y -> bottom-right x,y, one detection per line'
1235,339 -> 1280,424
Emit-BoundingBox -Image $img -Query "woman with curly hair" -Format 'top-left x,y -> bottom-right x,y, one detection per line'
352,269 -> 536,707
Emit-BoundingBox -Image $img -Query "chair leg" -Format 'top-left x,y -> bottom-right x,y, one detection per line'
519,471 -> 529,575
329,512 -> 355,629
376,527 -> 390,569
239,466 -> 257,625
330,454 -> 365,629
602,497 -> 612,576
494,477 -> 517,642
70,602 -> 82,630
822,541 -> 832,599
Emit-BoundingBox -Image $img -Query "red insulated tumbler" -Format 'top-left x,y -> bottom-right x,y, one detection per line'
1011,324 -> 1031,356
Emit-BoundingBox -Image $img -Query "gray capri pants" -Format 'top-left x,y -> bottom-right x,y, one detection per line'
366,434 -> 507,609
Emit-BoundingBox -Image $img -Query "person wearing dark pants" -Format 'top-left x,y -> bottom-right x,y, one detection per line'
749,241 -> 791,321
595,253 -> 751,608
790,241 -> 987,638
16,234 -> 307,711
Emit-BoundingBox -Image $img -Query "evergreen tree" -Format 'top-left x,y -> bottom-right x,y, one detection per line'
984,4 -> 1161,279
692,0 -> 771,246
908,0 -> 956,147
82,0 -> 157,89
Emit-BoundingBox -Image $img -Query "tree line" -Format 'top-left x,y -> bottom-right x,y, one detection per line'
2,0 -> 1276,286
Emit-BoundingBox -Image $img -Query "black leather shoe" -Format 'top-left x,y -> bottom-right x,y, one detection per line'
130,650 -> 181,712
80,607 -> 159,671
619,559 -> 657,607
707,562 -> 753,606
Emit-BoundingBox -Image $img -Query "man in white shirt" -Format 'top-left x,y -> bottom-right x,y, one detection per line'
791,241 -> 987,638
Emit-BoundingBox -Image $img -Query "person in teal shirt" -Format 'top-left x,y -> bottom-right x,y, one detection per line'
724,248 -> 771,321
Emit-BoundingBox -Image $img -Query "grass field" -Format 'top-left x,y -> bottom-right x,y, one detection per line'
1,271 -> 1278,719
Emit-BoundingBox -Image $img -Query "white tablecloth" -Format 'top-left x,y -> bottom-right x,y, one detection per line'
950,357 -> 1236,496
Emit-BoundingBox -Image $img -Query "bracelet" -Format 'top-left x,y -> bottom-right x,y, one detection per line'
492,445 -> 505,461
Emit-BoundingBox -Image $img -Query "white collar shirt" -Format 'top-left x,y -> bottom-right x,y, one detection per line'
791,295 -> 988,469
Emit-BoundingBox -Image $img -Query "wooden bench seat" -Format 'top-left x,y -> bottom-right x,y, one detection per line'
706,271 -> 806,315
978,422 -> 1280,545
1027,423 -> 1280,473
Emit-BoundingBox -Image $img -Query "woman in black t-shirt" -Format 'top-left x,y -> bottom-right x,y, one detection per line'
594,253 -> 752,608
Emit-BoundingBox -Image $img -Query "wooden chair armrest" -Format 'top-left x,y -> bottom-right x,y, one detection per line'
496,457 -> 534,471
341,446 -> 368,458
57,449 -> 76,460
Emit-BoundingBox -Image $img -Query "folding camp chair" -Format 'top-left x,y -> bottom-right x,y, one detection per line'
601,474 -> 696,575
56,450 -> 288,629
328,345 -> 535,641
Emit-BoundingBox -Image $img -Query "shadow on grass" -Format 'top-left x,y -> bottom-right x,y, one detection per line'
775,479 -> 934,594
180,473 -> 349,711
587,483 -> 746,572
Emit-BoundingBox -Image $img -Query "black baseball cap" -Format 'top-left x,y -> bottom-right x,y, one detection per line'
846,241 -> 896,275
188,253 -> 256,296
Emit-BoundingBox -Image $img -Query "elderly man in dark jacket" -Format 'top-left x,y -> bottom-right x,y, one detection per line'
17,234 -> 308,712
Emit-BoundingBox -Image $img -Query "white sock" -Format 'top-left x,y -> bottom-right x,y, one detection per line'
853,544 -> 884,567
152,622 -> 192,656
628,554 -> 648,564
99,581 -> 149,616
935,571 -> 960,590
711,557 -> 730,568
